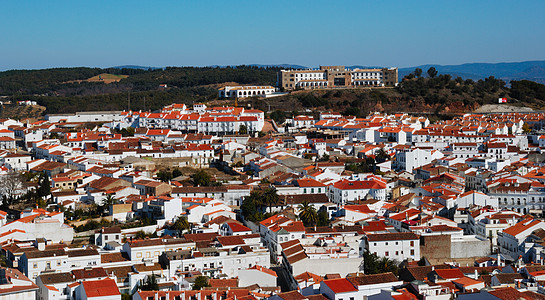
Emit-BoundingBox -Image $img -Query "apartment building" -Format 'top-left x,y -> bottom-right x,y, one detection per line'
279,66 -> 398,91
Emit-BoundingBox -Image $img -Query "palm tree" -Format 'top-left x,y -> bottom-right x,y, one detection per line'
105,194 -> 117,206
262,188 -> 279,213
298,200 -> 318,226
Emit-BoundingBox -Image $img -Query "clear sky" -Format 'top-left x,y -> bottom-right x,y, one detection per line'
1,0 -> 544,70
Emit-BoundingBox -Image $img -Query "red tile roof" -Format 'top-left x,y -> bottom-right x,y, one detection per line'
322,278 -> 357,294
81,278 -> 120,298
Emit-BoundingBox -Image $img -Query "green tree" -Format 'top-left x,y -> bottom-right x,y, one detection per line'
414,68 -> 423,78
241,190 -> 261,221
105,194 -> 117,207
172,216 -> 190,233
239,124 -> 248,134
427,67 -> 438,78
269,110 -> 286,124
37,173 -> 51,198
317,207 -> 330,227
193,170 -> 211,186
172,168 -> 182,178
298,201 -> 318,226
134,230 -> 149,240
362,251 -> 399,276
375,148 -> 390,164
157,171 -> 173,182
193,276 -> 210,290
262,187 -> 279,213
318,154 -> 330,162
140,274 -> 159,291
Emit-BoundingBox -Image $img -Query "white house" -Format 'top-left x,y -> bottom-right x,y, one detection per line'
329,179 -> 387,205
361,232 -> 420,261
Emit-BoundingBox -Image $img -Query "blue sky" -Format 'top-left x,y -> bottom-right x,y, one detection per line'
1,0 -> 544,70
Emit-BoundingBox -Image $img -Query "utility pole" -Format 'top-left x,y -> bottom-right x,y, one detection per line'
128,90 -> 131,111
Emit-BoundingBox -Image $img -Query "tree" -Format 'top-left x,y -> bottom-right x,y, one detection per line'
172,168 -> 182,178
269,110 -> 286,124
241,190 -> 261,221
134,230 -> 149,240
193,275 -> 210,290
522,122 -> 531,133
317,206 -> 330,227
427,67 -> 438,78
37,173 -> 51,199
318,154 -> 330,162
298,201 -> 318,226
157,170 -> 173,182
262,187 -> 279,213
0,171 -> 27,206
375,148 -> 390,164
193,170 -> 211,186
239,124 -> 248,135
414,68 -> 423,78
173,216 -> 190,233
101,194 -> 118,215
140,274 -> 159,291
362,251 -> 399,276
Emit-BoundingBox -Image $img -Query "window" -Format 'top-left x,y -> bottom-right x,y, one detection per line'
410,241 -> 414,247
33,263 -> 38,269
410,249 -> 415,255
385,251 -> 389,256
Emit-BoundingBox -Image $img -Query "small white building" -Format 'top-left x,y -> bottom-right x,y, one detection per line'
238,265 -> 277,287
219,86 -> 276,98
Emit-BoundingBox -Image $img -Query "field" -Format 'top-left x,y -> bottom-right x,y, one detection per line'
85,73 -> 128,83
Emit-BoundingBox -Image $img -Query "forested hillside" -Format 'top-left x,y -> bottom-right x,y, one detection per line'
0,66 -> 279,113
1,66 -> 545,116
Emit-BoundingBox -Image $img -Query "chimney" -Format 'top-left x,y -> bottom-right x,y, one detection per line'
474,269 -> 478,279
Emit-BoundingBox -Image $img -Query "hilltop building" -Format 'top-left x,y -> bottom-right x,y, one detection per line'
279,65 -> 398,91
218,85 -> 277,98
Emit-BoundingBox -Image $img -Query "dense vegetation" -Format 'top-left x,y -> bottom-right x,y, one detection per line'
2,65 -> 545,116
0,66 -> 279,114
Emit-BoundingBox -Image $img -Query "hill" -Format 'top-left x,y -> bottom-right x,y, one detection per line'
67,73 -> 129,84
242,75 -> 545,122
1,65 -> 545,116
400,60 -> 545,84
